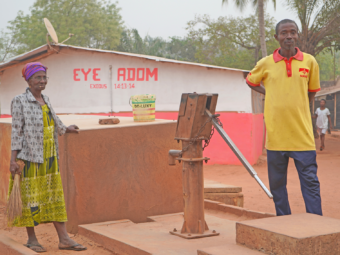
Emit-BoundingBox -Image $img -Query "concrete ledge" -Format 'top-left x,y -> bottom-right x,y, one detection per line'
204,180 -> 242,193
78,213 -> 240,254
78,220 -> 151,255
204,193 -> 244,207
0,234 -> 38,255
236,213 -> 340,255
197,244 -> 263,255
204,199 -> 275,219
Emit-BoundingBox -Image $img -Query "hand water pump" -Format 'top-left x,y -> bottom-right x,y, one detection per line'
168,93 -> 272,239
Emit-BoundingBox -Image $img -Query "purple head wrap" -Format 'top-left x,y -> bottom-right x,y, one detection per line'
22,62 -> 47,81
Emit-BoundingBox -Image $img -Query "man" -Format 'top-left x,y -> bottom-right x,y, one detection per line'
315,99 -> 332,151
246,19 -> 322,216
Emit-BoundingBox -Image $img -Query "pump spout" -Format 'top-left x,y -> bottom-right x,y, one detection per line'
168,150 -> 182,165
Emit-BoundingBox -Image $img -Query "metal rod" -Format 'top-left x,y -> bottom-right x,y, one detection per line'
205,109 -> 273,199
334,93 -> 337,127
109,65 -> 113,115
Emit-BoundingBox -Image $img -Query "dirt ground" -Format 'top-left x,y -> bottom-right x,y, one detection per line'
0,132 -> 339,254
204,130 -> 340,218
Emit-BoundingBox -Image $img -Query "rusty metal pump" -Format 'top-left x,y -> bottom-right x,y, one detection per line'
169,93 -> 272,239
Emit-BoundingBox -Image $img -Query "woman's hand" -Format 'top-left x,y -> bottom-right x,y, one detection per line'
9,150 -> 20,179
66,125 -> 80,134
10,160 -> 20,179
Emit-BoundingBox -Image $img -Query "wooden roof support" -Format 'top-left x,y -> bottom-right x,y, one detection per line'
334,93 -> 337,127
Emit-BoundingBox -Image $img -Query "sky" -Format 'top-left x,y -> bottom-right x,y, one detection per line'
0,0 -> 298,39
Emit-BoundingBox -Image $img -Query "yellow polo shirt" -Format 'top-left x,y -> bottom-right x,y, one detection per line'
246,48 -> 320,151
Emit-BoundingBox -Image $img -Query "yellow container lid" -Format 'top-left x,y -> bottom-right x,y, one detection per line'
131,94 -> 156,102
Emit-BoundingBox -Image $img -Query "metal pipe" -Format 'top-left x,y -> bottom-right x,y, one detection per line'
109,65 -> 113,115
180,140 -> 207,234
206,109 -> 273,199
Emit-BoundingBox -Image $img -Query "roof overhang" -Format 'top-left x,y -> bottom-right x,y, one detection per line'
315,88 -> 340,97
0,45 -> 52,73
0,44 -> 250,76
315,80 -> 340,97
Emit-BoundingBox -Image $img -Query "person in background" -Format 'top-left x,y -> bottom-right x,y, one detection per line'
246,19 -> 322,216
314,99 -> 332,151
9,62 -> 86,253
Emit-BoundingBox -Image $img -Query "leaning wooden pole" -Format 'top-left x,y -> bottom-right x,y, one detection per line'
334,93 -> 337,127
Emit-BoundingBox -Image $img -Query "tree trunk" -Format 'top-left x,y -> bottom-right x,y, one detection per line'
254,46 -> 259,65
257,0 -> 267,58
257,0 -> 267,153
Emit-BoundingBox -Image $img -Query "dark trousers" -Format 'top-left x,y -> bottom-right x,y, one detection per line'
267,150 -> 322,216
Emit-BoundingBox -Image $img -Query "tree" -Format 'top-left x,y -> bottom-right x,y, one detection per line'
186,14 -> 278,70
8,0 -> 123,55
117,29 -> 197,62
222,0 -> 276,58
286,0 -> 340,56
117,29 -> 145,54
0,30 -> 16,62
165,37 -> 196,62
316,50 -> 340,81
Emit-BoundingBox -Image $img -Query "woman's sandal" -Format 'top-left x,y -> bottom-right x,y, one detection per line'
59,243 -> 87,251
24,243 -> 47,253
320,146 -> 324,151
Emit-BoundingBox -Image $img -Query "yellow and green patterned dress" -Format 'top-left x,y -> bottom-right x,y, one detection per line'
8,104 -> 67,227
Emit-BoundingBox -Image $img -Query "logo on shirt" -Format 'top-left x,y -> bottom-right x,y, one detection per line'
299,68 -> 309,78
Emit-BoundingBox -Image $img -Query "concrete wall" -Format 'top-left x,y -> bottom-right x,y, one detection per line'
86,111 -> 265,166
0,47 -> 252,114
0,111 -> 265,166
0,117 -> 183,233
0,123 -> 11,203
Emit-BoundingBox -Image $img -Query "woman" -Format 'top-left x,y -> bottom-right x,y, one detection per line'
9,62 -> 86,253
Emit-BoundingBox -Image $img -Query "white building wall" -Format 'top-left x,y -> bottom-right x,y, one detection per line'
0,48 -> 252,114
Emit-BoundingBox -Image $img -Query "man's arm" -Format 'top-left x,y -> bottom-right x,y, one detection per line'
247,83 -> 266,95
308,92 -> 316,103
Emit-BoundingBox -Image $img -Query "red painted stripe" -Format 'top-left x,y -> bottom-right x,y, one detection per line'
308,88 -> 321,92
133,113 -> 155,116
246,77 -> 261,87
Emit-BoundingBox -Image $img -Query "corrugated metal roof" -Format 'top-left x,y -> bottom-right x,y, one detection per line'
0,44 -> 249,74
316,86 -> 340,97
316,79 -> 340,97
0,45 -> 48,68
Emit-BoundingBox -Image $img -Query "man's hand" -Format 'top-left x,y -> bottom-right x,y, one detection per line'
10,160 -> 20,179
308,92 -> 316,103
66,125 -> 80,134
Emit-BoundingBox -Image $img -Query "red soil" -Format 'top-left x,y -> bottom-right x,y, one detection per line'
204,131 -> 340,218
0,131 -> 338,254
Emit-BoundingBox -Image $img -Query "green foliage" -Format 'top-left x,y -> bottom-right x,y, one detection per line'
0,30 -> 16,62
8,0 -> 123,55
316,50 -> 340,81
117,29 -> 197,62
222,0 -> 276,12
286,0 -> 340,56
186,14 -> 279,70
165,37 -> 197,61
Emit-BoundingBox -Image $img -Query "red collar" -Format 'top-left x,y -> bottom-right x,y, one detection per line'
273,47 -> 303,63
